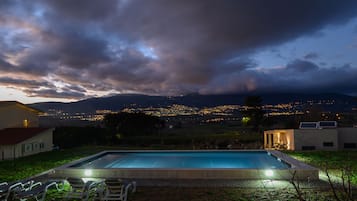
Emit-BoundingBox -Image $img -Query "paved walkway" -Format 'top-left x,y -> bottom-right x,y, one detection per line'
134,178 -> 331,188
132,178 -> 357,201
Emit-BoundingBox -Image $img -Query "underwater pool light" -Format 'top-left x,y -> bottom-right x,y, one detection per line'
84,169 -> 93,177
265,169 -> 274,177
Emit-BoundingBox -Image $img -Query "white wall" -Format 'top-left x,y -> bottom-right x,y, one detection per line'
337,128 -> 357,149
264,127 -> 357,151
0,104 -> 39,129
294,129 -> 338,151
0,129 -> 53,160
0,145 -> 15,160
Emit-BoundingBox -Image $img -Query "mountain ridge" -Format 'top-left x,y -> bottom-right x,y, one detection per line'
28,93 -> 357,114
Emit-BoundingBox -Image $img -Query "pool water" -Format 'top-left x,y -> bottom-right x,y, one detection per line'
73,151 -> 289,169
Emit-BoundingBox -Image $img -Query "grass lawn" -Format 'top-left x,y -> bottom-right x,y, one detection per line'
286,150 -> 357,185
128,187 -> 335,201
121,124 -> 262,148
0,146 -> 109,181
0,145 -> 190,181
1,147 -> 356,200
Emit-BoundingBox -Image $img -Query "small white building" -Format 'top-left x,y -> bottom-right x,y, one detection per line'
264,121 -> 357,151
0,128 -> 54,160
0,101 -> 41,129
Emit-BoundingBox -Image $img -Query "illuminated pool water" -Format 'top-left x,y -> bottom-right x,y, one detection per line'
71,151 -> 290,169
53,150 -> 318,181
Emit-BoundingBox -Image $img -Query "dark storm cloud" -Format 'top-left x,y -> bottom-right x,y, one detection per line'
304,52 -> 319,60
0,0 -> 12,8
24,88 -> 86,99
0,77 -> 53,89
63,85 -> 87,93
42,0 -> 119,21
102,0 -> 357,91
353,24 -> 357,33
54,31 -> 110,68
320,62 -> 328,66
1,0 -> 357,99
0,57 -> 13,70
286,59 -> 319,72
201,62 -> 357,95
112,0 -> 357,56
254,63 -> 357,94
0,28 -> 32,54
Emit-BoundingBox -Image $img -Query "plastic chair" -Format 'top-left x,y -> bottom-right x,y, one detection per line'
12,180 -> 64,201
65,178 -> 102,201
98,179 -> 136,201
0,180 -> 34,201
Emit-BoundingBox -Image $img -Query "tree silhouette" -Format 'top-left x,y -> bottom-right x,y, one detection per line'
242,96 -> 264,130
103,112 -> 164,138
302,104 -> 323,122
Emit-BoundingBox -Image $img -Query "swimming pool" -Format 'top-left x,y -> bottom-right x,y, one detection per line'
70,151 -> 290,169
52,150 -> 318,181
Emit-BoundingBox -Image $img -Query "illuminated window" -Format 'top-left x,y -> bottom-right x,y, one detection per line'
23,119 -> 29,128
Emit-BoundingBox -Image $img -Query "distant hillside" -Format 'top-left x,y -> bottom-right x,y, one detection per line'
29,93 -> 357,114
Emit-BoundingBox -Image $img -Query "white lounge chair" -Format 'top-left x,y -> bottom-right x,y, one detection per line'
98,179 -> 136,201
12,180 -> 64,201
65,178 -> 102,201
0,180 -> 34,201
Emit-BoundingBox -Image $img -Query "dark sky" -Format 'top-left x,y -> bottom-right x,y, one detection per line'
1,0 -> 357,103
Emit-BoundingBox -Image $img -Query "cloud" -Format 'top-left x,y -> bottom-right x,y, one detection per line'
24,88 -> 86,99
42,0 -> 119,21
0,57 -> 14,70
1,0 -> 357,100
304,52 -> 319,60
0,77 -> 53,89
286,59 -> 319,72
0,75 -> 88,99
199,62 -> 357,95
353,24 -> 357,33
261,63 -> 357,94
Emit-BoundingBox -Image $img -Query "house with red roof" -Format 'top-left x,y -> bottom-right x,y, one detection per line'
0,101 -> 54,160
0,128 -> 54,160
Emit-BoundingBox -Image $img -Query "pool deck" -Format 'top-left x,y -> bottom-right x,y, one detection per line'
131,178 -> 329,188
48,150 -> 319,182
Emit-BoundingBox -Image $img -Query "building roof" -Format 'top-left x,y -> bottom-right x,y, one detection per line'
0,101 -> 42,114
0,128 -> 51,145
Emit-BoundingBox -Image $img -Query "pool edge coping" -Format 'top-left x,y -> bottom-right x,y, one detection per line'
56,149 -> 296,170
47,150 -> 319,181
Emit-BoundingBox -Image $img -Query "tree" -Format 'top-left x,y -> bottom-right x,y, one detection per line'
242,96 -> 264,130
103,112 -> 164,138
302,104 -> 323,122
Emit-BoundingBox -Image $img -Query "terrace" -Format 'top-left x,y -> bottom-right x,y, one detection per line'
2,146 -> 356,200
